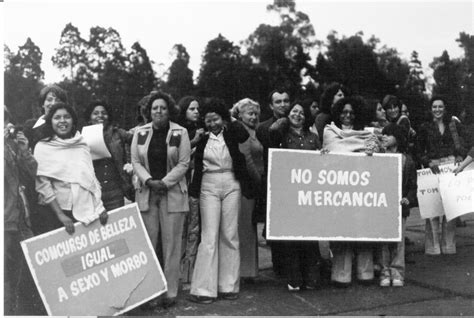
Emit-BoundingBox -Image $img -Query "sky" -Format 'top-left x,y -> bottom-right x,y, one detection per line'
2,0 -> 473,84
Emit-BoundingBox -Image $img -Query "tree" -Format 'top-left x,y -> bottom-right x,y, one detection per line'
52,23 -> 88,80
457,32 -> 474,114
243,0 -> 317,97
166,44 -> 194,101
4,40 -> 44,123
430,50 -> 463,115
197,34 -> 252,106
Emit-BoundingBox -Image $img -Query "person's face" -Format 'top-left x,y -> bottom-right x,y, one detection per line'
310,101 -> 319,118
288,104 -> 305,129
376,103 -> 386,121
151,99 -> 169,126
186,100 -> 200,123
270,92 -> 290,118
386,104 -> 400,121
89,105 -> 109,126
239,106 -> 259,129
43,92 -> 61,115
401,104 -> 409,117
204,112 -> 224,135
340,104 -> 354,126
431,100 -> 445,120
332,89 -> 344,106
52,108 -> 74,139
381,134 -> 398,149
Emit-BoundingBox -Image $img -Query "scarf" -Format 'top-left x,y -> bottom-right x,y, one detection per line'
322,123 -> 379,153
35,132 -> 103,224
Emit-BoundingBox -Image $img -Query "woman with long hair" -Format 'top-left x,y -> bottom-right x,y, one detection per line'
416,96 -> 468,255
34,103 -> 108,235
314,82 -> 348,141
176,96 -> 205,288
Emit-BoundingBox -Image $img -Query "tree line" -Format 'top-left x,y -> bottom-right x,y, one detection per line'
4,0 -> 474,130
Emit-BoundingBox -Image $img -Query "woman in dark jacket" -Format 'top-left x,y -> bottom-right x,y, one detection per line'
189,98 -> 252,304
84,100 -> 134,210
269,100 -> 322,291
416,96 -> 468,255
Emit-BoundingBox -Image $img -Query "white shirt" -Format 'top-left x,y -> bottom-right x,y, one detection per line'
203,130 -> 233,172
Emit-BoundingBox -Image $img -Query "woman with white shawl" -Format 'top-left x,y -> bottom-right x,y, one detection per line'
35,103 -> 107,234
322,96 -> 380,287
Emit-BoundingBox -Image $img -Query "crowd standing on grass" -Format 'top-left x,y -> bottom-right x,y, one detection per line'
4,80 -> 474,314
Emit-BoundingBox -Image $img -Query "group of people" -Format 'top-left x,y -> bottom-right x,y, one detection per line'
4,81 -> 473,313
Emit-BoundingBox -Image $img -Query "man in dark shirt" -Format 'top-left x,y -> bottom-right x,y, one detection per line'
256,89 -> 290,277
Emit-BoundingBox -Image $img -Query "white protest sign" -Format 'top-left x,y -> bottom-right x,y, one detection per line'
416,163 -> 456,219
21,204 -> 166,316
439,170 -> 474,221
81,123 -> 112,160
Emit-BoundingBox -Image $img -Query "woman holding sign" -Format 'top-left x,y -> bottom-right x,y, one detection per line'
131,91 -> 191,308
269,100 -> 322,291
323,96 -> 380,287
34,103 -> 108,235
416,96 -> 468,255
84,101 -> 134,210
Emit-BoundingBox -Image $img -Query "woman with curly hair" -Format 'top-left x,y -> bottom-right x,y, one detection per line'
314,82 -> 348,142
323,96 -> 380,287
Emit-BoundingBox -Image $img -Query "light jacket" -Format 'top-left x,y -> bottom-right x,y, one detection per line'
131,121 -> 191,212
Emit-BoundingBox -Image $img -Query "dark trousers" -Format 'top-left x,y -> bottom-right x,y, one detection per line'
4,231 -> 46,315
282,241 -> 321,288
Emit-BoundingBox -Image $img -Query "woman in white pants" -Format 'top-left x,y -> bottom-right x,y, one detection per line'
188,98 -> 253,304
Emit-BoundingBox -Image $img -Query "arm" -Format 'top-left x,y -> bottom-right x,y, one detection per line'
36,176 -> 74,234
405,156 -> 418,206
239,140 -> 262,186
415,124 -> 430,168
131,129 -> 153,183
453,152 -> 474,175
161,129 -> 191,188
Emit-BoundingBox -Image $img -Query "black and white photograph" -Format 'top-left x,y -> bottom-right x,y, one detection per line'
2,0 -> 474,315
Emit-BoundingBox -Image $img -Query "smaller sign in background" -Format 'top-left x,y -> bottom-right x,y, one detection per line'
439,170 -> 474,221
21,203 -> 166,316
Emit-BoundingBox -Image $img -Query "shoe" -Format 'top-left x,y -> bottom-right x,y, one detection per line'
392,279 -> 404,287
287,284 -> 301,291
332,281 -> 350,288
161,297 -> 177,309
380,278 -> 390,287
219,292 -> 239,300
188,294 -> 215,304
140,298 -> 160,310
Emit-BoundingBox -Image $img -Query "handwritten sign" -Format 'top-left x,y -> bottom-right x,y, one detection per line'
439,170 -> 474,221
81,124 -> 112,160
21,203 -> 166,316
416,164 -> 456,219
267,149 -> 401,241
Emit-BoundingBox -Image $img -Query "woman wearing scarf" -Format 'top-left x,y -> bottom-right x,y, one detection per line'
34,103 -> 107,235
323,96 -> 380,287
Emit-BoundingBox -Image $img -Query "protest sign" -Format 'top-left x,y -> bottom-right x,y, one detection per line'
21,203 -> 166,316
266,149 -> 401,241
439,170 -> 474,221
416,163 -> 456,219
81,123 -> 112,160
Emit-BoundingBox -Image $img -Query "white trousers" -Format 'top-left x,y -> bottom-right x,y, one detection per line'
191,172 -> 241,297
425,216 -> 456,255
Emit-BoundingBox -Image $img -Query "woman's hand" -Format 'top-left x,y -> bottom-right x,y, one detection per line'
400,198 -> 410,206
147,179 -> 168,194
57,213 -> 75,235
193,128 -> 205,142
320,148 -> 330,155
99,211 -> 108,225
428,162 -> 440,174
123,163 -> 134,174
